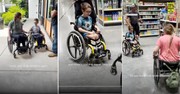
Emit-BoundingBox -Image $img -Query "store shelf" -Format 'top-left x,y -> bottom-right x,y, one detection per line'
142,18 -> 159,20
160,19 -> 177,23
140,33 -> 159,37
140,23 -> 159,25
139,5 -> 165,7
99,8 -> 122,11
140,28 -> 159,30
139,14 -> 159,16
139,10 -> 161,12
99,18 -> 122,24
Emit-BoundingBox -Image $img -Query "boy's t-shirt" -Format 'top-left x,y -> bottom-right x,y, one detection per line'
30,25 -> 41,35
156,35 -> 180,62
126,32 -> 135,41
77,16 -> 92,31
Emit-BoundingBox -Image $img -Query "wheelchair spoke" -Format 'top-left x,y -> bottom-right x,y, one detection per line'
75,47 -> 77,58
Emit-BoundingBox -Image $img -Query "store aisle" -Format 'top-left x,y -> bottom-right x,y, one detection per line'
0,19 -> 57,93
122,25 -> 179,94
59,0 -> 121,93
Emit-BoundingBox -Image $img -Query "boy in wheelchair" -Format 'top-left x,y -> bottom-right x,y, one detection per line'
125,26 -> 142,56
29,18 -> 46,49
8,12 -> 29,54
77,2 -> 105,57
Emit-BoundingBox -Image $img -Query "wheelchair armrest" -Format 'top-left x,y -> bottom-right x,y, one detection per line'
153,55 -> 158,59
70,22 -> 75,25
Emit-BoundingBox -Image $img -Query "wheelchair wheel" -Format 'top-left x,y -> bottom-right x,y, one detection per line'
7,37 -> 13,53
13,51 -> 16,58
122,40 -> 130,56
29,36 -> 34,49
108,50 -> 111,60
153,56 -> 160,86
99,34 -> 106,43
110,65 -> 117,75
67,31 -> 86,62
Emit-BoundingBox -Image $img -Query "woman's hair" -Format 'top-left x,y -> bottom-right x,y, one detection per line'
34,18 -> 39,23
163,24 -> 175,35
14,12 -> 21,20
81,2 -> 91,11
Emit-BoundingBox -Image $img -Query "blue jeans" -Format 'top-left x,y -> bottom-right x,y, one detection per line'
52,24 -> 57,54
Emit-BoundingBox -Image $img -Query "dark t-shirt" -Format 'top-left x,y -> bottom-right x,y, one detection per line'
52,3 -> 58,26
128,12 -> 139,25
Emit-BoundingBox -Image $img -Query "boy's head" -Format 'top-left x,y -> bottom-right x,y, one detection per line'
81,2 -> 92,17
128,26 -> 133,32
34,18 -> 39,25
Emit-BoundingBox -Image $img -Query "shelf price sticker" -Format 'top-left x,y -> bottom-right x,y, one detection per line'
167,2 -> 175,14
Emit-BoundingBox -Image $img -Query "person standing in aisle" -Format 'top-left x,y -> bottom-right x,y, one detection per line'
126,4 -> 142,38
48,2 -> 58,57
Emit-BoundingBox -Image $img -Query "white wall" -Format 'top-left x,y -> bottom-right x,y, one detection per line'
28,0 -> 38,18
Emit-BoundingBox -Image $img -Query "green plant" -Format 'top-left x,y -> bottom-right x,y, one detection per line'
2,6 -> 26,25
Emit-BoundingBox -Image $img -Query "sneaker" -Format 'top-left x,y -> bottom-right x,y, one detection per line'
48,53 -> 57,57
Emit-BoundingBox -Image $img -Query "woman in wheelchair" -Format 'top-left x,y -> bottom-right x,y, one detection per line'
29,18 -> 45,47
153,24 -> 180,64
8,12 -> 28,53
153,24 -> 180,87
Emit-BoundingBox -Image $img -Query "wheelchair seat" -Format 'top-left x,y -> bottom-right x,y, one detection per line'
159,60 -> 179,72
8,32 -> 31,58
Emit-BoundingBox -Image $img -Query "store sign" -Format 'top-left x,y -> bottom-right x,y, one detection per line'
167,2 -> 175,14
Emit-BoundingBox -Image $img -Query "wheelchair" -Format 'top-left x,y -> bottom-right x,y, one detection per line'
7,32 -> 31,58
122,36 -> 143,57
153,55 -> 180,87
28,32 -> 48,53
110,53 -> 122,75
67,22 -> 111,66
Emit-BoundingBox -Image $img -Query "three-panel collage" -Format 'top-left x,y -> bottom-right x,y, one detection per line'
0,0 -> 180,94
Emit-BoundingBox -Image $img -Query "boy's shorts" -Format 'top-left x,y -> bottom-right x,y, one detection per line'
82,33 -> 87,37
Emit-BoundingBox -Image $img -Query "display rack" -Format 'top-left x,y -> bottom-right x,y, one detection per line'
138,1 -> 165,37
97,0 -> 122,26
157,0 -> 179,35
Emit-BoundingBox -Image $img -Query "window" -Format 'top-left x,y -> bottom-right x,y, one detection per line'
47,0 -> 53,19
47,0 -> 57,19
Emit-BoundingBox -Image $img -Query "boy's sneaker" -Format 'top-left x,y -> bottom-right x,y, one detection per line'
48,53 -> 57,57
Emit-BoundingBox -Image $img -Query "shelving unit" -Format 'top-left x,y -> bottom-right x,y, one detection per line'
138,1 -> 166,37
97,0 -> 122,26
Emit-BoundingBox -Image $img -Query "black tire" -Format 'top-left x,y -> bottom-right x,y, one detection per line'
13,52 -> 16,58
67,31 -> 86,62
45,45 -> 48,50
29,48 -> 31,55
122,40 -> 130,56
7,37 -> 13,53
154,57 -> 160,86
107,50 -> 111,60
110,65 -> 117,75
99,34 -> 106,43
29,37 -> 34,49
